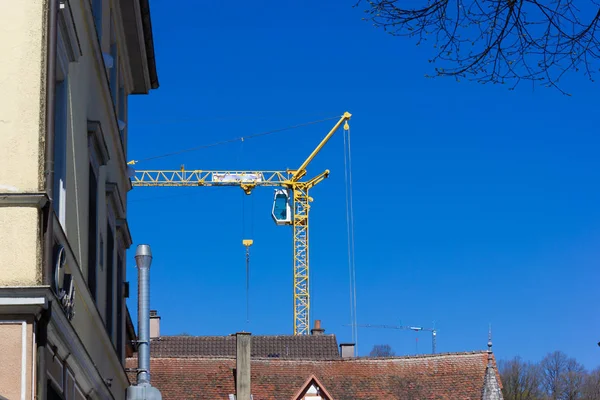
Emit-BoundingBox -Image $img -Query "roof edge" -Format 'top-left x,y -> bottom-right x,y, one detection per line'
127,350 -> 490,363
154,334 -> 338,339
139,0 -> 159,89
357,350 -> 489,361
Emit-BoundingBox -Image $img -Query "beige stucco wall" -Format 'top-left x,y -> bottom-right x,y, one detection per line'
0,0 -> 45,192
0,320 -> 34,400
0,1 -> 45,286
0,207 -> 41,285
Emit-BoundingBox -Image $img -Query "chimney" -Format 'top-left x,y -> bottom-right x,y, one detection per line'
236,332 -> 251,400
311,319 -> 325,336
339,343 -> 355,358
150,310 -> 161,339
127,244 -> 162,400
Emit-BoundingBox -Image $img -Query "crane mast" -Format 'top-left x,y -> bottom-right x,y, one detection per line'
128,112 -> 352,335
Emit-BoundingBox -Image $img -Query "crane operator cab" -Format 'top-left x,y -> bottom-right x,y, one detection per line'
271,189 -> 292,225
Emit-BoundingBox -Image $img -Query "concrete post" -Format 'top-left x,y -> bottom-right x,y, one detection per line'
236,332 -> 251,400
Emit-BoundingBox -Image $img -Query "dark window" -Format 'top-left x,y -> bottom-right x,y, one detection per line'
87,165 -> 98,301
106,224 -> 114,339
53,79 -> 68,226
117,253 -> 124,359
48,381 -> 63,400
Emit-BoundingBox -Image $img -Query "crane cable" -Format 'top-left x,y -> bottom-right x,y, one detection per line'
241,194 -> 254,325
239,137 -> 251,325
128,115 -> 342,165
245,241 -> 250,324
245,195 -> 255,325
239,138 -> 255,325
343,122 -> 359,353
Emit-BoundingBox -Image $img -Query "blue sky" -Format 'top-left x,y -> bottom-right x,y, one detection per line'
125,0 -> 600,368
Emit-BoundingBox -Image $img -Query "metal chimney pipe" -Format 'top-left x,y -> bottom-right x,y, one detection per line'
135,244 -> 153,385
127,245 -> 162,400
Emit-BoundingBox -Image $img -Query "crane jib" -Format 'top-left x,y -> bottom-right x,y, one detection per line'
128,112 -> 352,335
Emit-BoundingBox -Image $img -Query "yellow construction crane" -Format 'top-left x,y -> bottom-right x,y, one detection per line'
127,112 -> 351,335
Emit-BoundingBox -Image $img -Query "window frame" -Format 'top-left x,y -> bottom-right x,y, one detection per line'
89,0 -> 130,167
87,162 -> 98,301
116,218 -> 132,363
105,182 -> 125,346
105,218 -> 115,340
53,25 -> 71,229
87,121 -> 110,302
118,73 -> 127,147
52,0 -> 82,231
109,10 -> 118,107
106,8 -> 129,154
116,249 -> 125,360
91,0 -> 102,40
53,77 -> 68,229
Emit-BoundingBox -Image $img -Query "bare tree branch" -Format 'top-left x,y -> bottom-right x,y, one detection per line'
582,367 -> 600,400
540,350 -> 568,398
356,0 -> 600,94
369,344 -> 396,357
499,357 -> 542,400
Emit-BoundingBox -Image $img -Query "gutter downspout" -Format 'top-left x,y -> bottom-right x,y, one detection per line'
38,0 -> 58,398
43,0 -> 57,286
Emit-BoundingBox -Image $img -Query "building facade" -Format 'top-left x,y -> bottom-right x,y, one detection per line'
0,0 -> 158,399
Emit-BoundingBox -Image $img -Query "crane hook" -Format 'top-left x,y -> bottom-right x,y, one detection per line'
242,239 -> 253,324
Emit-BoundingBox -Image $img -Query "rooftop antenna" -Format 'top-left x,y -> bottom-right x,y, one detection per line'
346,322 -> 438,354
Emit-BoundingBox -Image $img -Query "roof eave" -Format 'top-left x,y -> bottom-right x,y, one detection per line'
139,0 -> 159,90
120,0 -> 159,94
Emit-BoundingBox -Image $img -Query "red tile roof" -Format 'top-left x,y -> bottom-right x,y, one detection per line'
149,334 -> 340,359
127,351 -> 500,399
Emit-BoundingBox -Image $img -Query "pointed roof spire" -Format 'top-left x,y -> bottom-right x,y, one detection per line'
482,324 -> 503,400
487,324 -> 493,364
